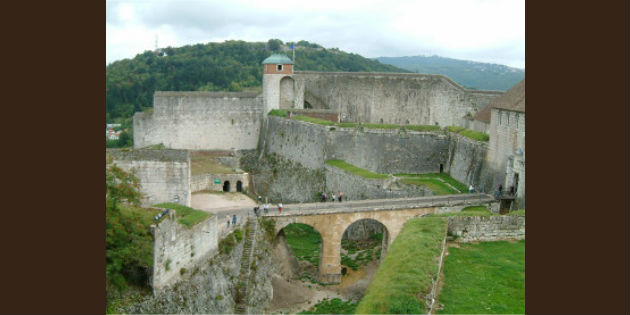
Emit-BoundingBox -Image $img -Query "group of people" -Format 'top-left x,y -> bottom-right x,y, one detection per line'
321,191 -> 343,202
253,196 -> 283,216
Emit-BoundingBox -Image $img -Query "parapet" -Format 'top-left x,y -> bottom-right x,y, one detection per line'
106,148 -> 189,163
293,71 -> 504,94
154,91 -> 262,98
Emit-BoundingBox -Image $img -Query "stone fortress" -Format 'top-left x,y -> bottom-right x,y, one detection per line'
108,53 -> 526,299
124,53 -> 525,210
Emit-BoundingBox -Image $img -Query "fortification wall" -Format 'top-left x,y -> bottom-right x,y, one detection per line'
265,117 -> 450,175
107,149 -> 191,207
447,215 -> 525,242
324,165 -> 429,201
327,128 -> 451,174
446,134 -> 489,189
293,72 -> 502,127
134,92 -> 264,150
152,212 -> 219,291
264,116 -> 329,169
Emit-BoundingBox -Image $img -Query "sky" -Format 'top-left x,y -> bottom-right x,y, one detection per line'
106,0 -> 525,69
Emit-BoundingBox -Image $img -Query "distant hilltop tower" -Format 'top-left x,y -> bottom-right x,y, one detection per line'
262,54 -> 294,114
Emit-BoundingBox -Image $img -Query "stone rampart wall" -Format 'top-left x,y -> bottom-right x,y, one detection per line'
324,165 -> 430,201
134,92 -> 264,150
152,213 -> 219,291
293,71 -> 502,128
327,128 -> 451,174
446,134 -> 489,189
447,215 -> 525,242
107,149 -> 191,207
264,116 -> 329,169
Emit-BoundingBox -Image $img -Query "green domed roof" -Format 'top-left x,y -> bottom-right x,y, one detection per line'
262,54 -> 294,65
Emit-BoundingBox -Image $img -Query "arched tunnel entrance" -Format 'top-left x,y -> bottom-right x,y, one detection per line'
273,223 -> 323,282
340,219 -> 389,285
223,180 -> 230,192
236,180 -> 243,192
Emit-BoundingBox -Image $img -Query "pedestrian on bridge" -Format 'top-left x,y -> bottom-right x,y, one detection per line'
321,192 -> 327,202
232,214 -> 237,225
278,202 -> 283,214
332,193 -> 336,202
468,184 -> 474,193
254,206 -> 260,217
338,191 -> 343,202
264,203 -> 269,214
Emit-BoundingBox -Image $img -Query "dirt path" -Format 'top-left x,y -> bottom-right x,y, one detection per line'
191,192 -> 256,212
266,260 -> 380,314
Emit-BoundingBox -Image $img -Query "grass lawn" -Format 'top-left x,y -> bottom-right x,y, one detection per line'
429,206 -> 494,217
152,202 -> 210,227
446,125 -> 489,142
325,159 -> 389,179
190,155 -> 237,175
397,173 -> 468,195
283,223 -> 322,267
437,240 -> 525,314
292,115 -> 336,126
355,217 -> 448,314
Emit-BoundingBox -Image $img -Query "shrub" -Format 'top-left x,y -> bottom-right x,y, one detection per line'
179,268 -> 186,275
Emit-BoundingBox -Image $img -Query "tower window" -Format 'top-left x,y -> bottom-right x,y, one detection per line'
277,64 -> 283,71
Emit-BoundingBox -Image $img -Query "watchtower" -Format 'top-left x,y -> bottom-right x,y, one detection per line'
262,54 -> 294,113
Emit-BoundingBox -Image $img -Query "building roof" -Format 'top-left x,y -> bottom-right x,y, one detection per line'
473,104 -> 492,123
262,54 -> 294,65
487,79 -> 525,113
473,79 -> 525,122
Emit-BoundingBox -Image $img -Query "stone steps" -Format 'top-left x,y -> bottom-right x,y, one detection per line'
234,218 -> 259,314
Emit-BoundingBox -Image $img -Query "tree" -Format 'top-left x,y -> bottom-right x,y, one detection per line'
267,39 -> 283,52
106,163 -> 149,292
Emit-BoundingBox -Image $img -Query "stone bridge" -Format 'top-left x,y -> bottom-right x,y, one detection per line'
263,193 -> 497,284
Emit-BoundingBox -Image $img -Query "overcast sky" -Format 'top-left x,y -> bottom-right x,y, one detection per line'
106,0 -> 524,69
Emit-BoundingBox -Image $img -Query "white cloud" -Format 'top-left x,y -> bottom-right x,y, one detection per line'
106,0 -> 524,68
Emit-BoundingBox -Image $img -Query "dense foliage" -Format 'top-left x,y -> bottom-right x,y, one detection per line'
376,55 -> 524,91
106,39 -> 407,123
106,164 -> 158,310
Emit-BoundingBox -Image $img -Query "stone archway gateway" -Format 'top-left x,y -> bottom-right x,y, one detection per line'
236,180 -> 243,192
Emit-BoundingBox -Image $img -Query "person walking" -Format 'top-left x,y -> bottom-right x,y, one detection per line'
468,184 -> 474,194
254,206 -> 260,217
264,203 -> 269,214
232,214 -> 237,225
338,191 -> 343,202
227,219 -> 230,228
278,201 -> 283,214
332,193 -> 336,202
322,192 -> 327,202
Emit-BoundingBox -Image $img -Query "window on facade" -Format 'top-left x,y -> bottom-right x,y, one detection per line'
277,64 -> 283,71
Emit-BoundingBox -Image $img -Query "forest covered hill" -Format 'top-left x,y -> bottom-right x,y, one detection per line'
376,55 -> 524,91
106,39 -> 408,124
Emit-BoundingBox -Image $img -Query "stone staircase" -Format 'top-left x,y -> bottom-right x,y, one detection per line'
234,218 -> 258,314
